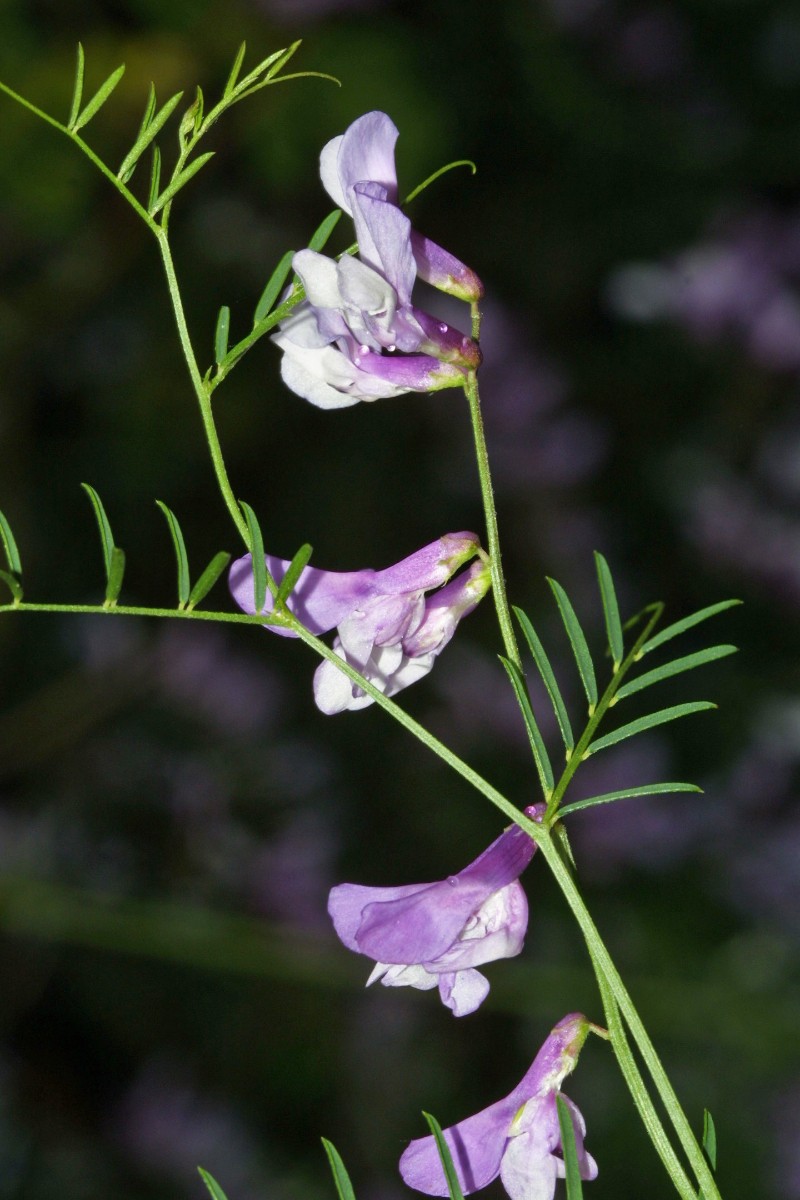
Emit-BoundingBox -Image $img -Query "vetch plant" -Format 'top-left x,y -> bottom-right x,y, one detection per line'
0,42 -> 740,1200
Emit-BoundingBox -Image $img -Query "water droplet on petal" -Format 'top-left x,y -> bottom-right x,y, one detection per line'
387,344 -> 396,353
360,344 -> 370,355
447,875 -> 459,887
354,356 -> 361,366
439,323 -> 448,334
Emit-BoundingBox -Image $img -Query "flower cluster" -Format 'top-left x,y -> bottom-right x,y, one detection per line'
273,111 -> 483,408
229,533 -> 490,714
245,111 -> 598,1200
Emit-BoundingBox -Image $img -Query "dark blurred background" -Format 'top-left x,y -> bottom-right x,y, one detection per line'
1,1 -> 799,1198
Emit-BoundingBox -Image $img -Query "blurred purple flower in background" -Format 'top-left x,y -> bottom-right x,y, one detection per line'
230,533 -> 490,713
607,206 -> 800,371
399,1012 -> 596,1196
328,807 -> 542,1016
274,112 -> 481,408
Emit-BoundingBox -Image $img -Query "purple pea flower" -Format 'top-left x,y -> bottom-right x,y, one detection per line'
327,807 -> 543,1015
228,534 -> 490,714
400,1012 -> 598,1198
274,112 -> 482,409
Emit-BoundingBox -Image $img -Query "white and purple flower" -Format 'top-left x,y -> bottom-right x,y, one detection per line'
400,1012 -> 598,1197
274,111 -> 482,409
229,533 -> 490,713
328,808 -> 542,1016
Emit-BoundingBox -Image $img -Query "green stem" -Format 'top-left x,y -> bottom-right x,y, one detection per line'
464,361 -> 521,669
587,943 -> 696,1199
545,602 -> 663,819
155,233 -> 249,546
0,601 -> 289,626
540,833 -> 719,1200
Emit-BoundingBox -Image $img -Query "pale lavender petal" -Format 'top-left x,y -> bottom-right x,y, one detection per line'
293,249 -> 347,310
352,182 -> 416,303
403,560 -> 492,658
410,230 -> 485,301
320,111 -> 400,212
438,969 -> 490,1017
328,881 -> 432,950
400,1092 -> 517,1195
336,254 -> 400,348
353,818 -> 538,963
374,533 -> 480,594
229,554 -> 375,635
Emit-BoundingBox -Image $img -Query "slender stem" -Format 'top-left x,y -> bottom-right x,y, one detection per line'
0,602 -> 288,626
540,833 -> 720,1200
463,363 -> 521,670
545,602 -> 664,819
587,944 -> 696,1200
155,233 -> 249,546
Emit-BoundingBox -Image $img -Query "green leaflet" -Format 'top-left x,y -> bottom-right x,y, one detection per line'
0,508 -> 22,577
149,151 -> 215,216
81,482 -> 116,578
556,1094 -> 584,1199
223,43 -> 248,99
587,702 -> 716,756
307,208 -> 342,252
253,250 -> 295,324
559,782 -> 702,818
594,551 -> 624,669
117,89 -> 184,183
422,1113 -> 465,1200
499,656 -> 554,796
187,552 -> 231,610
514,605 -> 574,753
214,305 -> 231,365
66,43 -> 85,129
616,645 -> 737,701
548,577 -> 598,710
276,543 -> 313,605
197,1167 -> 229,1200
639,600 -> 741,657
155,500 -> 191,607
239,501 -> 269,612
71,62 -> 126,133
321,1138 -> 358,1200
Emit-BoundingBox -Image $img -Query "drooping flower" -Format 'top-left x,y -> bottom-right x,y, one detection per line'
400,1013 -> 598,1198
273,111 -> 482,409
228,534 -> 490,713
327,807 -> 543,1016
